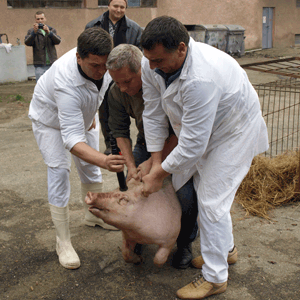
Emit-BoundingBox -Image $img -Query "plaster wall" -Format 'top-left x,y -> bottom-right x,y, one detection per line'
157,0 -> 300,50
0,0 -> 300,66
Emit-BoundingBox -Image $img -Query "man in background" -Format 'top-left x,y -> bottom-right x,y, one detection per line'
25,11 -> 61,81
85,0 -> 142,155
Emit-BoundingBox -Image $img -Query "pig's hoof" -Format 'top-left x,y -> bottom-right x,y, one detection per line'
124,254 -> 143,265
133,255 -> 144,265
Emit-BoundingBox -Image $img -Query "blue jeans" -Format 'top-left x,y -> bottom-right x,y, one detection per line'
133,140 -> 198,246
35,65 -> 51,82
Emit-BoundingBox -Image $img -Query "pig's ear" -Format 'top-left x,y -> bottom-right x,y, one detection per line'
118,195 -> 129,206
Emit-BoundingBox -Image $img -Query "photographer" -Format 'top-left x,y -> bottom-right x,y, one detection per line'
25,11 -> 61,81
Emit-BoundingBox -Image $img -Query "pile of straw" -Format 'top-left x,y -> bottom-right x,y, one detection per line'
236,151 -> 300,219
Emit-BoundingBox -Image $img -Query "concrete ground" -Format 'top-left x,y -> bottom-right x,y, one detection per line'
0,49 -> 300,300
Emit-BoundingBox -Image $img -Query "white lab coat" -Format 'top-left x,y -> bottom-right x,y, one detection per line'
29,47 -> 112,152
142,38 -> 269,223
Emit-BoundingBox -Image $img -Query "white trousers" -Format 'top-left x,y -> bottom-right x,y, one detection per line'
32,116 -> 102,207
199,205 -> 234,283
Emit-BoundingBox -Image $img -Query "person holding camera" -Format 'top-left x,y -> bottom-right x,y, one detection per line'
25,11 -> 61,81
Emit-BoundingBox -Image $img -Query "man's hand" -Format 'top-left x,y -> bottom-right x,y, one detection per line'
126,167 -> 140,182
141,164 -> 170,197
104,154 -> 126,172
33,23 -> 39,33
137,158 -> 152,180
43,25 -> 50,34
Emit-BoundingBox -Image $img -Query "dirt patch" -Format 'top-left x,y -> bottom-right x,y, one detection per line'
0,80 -> 34,124
1,47 -> 300,300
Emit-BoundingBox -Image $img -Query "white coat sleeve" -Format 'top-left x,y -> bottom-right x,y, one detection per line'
141,60 -> 169,152
162,78 -> 222,173
54,83 -> 86,151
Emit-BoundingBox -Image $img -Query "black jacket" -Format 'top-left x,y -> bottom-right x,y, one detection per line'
25,26 -> 61,66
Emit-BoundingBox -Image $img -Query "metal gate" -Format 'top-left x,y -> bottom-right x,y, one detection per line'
262,7 -> 274,49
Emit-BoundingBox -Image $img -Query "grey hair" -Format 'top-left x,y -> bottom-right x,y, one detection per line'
106,44 -> 143,74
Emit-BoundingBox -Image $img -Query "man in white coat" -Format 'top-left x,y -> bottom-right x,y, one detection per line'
28,27 -> 126,270
140,16 -> 269,299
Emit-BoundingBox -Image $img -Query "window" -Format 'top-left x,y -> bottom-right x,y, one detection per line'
295,34 -> 300,45
7,0 -> 83,8
98,0 -> 156,7
297,0 -> 300,8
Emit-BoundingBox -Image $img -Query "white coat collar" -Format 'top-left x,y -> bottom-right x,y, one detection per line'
179,37 -> 195,81
69,47 -> 112,91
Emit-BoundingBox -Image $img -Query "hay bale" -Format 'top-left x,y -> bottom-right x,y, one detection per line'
236,151 -> 300,219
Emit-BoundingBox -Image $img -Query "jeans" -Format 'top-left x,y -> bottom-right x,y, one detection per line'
35,65 -> 51,82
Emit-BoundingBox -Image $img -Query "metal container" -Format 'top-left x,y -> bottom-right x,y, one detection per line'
184,24 -> 228,52
224,25 -> 245,57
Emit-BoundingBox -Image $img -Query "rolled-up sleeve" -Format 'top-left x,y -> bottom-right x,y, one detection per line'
54,85 -> 87,151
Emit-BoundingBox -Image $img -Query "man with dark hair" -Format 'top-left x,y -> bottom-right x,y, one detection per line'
140,16 -> 269,299
25,11 -> 61,81
106,44 -> 198,266
85,0 -> 143,155
28,27 -> 126,270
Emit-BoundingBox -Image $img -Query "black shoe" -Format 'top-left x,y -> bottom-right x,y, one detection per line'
104,147 -> 112,155
171,243 -> 193,269
134,243 -> 143,256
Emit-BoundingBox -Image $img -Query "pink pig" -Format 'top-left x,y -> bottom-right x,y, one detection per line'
85,177 -> 181,266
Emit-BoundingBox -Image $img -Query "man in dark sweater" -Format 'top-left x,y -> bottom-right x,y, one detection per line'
106,44 -> 199,269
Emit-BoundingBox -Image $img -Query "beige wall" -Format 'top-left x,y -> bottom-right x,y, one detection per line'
1,0 -> 300,65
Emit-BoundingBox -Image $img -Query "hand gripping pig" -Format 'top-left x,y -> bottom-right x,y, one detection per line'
85,176 -> 181,266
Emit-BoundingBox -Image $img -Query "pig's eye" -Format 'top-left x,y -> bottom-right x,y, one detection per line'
118,197 -> 129,206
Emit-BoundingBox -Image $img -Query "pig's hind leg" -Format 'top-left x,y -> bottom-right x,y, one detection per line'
153,245 -> 173,267
121,234 -> 143,265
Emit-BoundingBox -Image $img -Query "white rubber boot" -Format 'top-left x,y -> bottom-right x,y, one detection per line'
49,204 -> 80,269
81,182 -> 119,231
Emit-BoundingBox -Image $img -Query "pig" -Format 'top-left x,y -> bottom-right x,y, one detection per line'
85,176 -> 181,266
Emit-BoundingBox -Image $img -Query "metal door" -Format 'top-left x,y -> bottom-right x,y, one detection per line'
262,7 -> 273,49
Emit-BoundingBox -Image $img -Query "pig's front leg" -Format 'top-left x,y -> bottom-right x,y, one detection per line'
153,245 -> 173,267
121,232 -> 143,265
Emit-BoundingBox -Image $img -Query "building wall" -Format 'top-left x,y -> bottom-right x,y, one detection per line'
0,0 -> 300,65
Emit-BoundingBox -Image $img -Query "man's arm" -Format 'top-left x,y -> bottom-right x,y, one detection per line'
141,151 -> 170,197
137,133 -> 178,178
116,137 -> 139,181
24,28 -> 36,46
70,142 -> 125,172
47,27 -> 61,45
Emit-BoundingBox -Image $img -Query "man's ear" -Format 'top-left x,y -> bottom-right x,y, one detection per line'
76,52 -> 82,65
178,42 -> 187,57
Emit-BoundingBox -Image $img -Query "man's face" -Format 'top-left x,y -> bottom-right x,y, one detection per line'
109,66 -> 142,96
108,0 -> 126,23
143,43 -> 186,74
35,14 -> 46,24
76,53 -> 108,81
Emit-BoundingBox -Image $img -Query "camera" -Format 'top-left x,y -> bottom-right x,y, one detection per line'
38,23 -> 44,29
